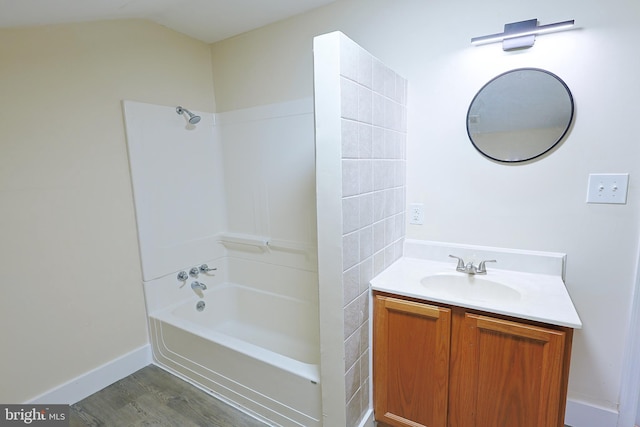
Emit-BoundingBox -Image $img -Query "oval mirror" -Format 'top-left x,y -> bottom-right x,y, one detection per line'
466,68 -> 574,163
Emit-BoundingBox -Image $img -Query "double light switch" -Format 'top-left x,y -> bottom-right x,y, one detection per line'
586,173 -> 629,204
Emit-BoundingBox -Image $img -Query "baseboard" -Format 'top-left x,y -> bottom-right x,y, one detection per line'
25,351 -> 622,427
27,344 -> 152,405
358,408 -> 374,427
565,398 -> 619,427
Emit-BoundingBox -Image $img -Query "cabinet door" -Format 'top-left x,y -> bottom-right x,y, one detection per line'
373,295 -> 451,427
450,311 -> 567,427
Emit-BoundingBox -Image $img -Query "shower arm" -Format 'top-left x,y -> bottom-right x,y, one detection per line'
176,106 -> 201,125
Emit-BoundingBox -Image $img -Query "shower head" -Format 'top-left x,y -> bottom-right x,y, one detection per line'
176,106 -> 201,125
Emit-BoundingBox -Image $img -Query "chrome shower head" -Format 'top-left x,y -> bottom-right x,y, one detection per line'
176,106 -> 201,125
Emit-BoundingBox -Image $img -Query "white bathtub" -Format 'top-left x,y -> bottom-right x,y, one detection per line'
148,271 -> 322,426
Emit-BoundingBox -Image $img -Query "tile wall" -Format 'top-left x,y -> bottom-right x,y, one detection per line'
338,36 -> 408,426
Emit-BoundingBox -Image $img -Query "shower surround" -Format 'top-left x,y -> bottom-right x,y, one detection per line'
122,30 -> 407,427
123,99 -> 320,426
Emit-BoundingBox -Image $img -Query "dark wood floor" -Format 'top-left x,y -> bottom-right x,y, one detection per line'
69,364 -> 267,427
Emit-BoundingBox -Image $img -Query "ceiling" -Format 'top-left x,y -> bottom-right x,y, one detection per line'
0,0 -> 338,43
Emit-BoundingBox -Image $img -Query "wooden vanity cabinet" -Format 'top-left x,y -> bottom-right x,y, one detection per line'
373,295 -> 451,427
373,292 -> 574,427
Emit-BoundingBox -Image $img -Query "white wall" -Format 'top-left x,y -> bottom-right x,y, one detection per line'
209,0 -> 640,418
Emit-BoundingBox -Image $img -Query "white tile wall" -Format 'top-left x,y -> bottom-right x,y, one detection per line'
338,35 -> 407,426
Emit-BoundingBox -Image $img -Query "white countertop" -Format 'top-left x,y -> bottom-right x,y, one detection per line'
370,256 -> 582,329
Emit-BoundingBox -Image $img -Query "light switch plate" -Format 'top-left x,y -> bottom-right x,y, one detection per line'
586,173 -> 629,204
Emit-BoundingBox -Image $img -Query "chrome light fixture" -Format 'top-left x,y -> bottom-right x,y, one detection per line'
471,19 -> 575,51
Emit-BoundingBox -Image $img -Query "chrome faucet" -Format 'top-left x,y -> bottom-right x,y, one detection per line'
449,255 -> 496,275
191,281 -> 207,292
199,264 -> 217,273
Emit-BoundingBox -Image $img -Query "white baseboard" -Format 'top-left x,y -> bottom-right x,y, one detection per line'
27,344 -> 151,405
565,398 -> 619,427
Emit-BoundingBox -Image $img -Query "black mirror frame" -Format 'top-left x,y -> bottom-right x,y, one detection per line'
466,68 -> 574,163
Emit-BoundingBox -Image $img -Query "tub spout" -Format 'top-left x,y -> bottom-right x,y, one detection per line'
191,281 -> 207,298
191,281 -> 207,291
191,280 -> 207,298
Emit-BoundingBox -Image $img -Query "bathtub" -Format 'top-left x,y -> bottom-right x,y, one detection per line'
148,278 -> 322,426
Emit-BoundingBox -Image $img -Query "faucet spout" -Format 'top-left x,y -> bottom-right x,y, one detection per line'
191,281 -> 207,291
449,255 -> 497,275
464,262 -> 479,274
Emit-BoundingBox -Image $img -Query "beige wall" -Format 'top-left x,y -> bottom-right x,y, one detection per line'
210,0 -> 640,414
0,19 -> 215,402
2,0 -> 638,415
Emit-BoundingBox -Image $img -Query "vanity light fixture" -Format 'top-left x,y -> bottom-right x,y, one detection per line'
471,18 -> 575,51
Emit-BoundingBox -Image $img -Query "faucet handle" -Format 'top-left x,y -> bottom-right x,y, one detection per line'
477,259 -> 497,274
199,264 -> 217,273
449,255 -> 465,271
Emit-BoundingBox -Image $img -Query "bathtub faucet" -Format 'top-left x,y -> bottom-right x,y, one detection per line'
191,281 -> 207,292
199,264 -> 217,273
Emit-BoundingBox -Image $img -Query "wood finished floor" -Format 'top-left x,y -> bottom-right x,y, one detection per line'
68,363 -> 576,426
69,364 -> 267,427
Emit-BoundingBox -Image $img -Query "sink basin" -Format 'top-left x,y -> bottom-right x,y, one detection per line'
370,254 -> 582,328
420,273 -> 521,303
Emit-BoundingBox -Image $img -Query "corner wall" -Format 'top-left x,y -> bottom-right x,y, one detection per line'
0,19 -> 216,403
314,31 -> 407,427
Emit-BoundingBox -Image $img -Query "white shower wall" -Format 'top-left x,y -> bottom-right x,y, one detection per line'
216,99 -> 318,271
123,101 -> 227,281
124,99 -> 318,281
